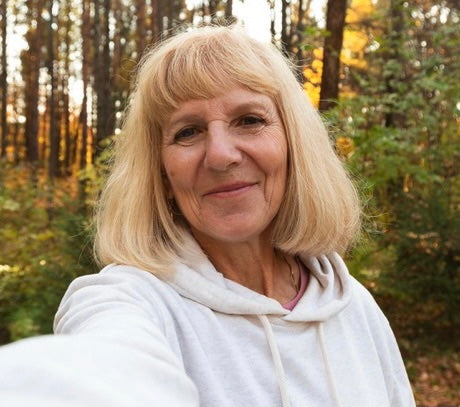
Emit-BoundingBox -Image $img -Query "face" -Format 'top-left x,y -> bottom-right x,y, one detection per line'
161,87 -> 288,246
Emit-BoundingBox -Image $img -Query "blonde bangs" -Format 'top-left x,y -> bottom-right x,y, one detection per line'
138,27 -> 281,125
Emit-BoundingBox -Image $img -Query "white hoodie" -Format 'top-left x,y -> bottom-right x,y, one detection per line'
0,236 -> 415,407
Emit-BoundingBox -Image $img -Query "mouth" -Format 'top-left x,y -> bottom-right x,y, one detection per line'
204,182 -> 257,197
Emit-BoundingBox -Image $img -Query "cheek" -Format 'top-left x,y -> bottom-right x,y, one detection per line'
165,164 -> 195,200
166,170 -> 182,195
163,151 -> 183,188
164,175 -> 174,199
264,138 -> 288,199
163,168 -> 181,202
163,147 -> 200,186
266,134 -> 288,176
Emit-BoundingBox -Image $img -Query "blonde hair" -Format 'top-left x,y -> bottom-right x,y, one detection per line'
94,25 -> 361,272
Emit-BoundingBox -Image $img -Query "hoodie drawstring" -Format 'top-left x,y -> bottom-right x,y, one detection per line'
318,322 -> 341,407
258,315 -> 291,407
258,315 -> 342,407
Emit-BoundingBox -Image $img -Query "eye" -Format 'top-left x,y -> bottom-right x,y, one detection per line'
238,115 -> 265,126
174,127 -> 200,143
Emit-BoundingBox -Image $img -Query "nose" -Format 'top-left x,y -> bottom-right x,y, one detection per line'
203,121 -> 243,171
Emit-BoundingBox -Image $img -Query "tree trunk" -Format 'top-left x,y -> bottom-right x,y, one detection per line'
136,0 -> 146,59
101,0 -> 114,143
318,0 -> 347,112
384,0 -> 405,127
201,1 -> 206,23
93,0 -> 115,158
188,6 -> 195,25
224,0 -> 232,19
150,0 -> 157,42
209,0 -> 217,18
63,89 -> 71,174
80,0 -> 90,169
166,0 -> 173,31
62,0 -> 71,174
269,0 -> 275,39
48,0 -> 59,179
92,0 -> 101,160
0,0 -> 7,157
293,0 -> 311,83
112,0 -> 124,121
281,0 -> 289,53
39,102 -> 48,161
150,0 -> 162,43
11,85 -> 19,163
296,0 -> 308,37
24,0 -> 46,163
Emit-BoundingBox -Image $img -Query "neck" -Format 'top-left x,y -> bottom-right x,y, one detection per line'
192,230 -> 299,304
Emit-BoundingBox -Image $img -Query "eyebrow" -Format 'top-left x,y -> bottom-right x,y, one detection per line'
228,101 -> 274,116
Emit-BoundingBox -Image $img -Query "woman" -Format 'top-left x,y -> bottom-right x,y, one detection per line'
0,26 -> 415,406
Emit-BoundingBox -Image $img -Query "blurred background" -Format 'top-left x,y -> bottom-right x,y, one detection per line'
0,0 -> 458,404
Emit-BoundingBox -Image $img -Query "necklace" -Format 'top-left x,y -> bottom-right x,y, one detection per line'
284,255 -> 299,293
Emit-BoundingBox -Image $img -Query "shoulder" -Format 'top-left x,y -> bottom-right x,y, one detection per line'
54,264 -> 181,335
344,275 -> 402,363
337,274 -> 397,346
348,275 -> 388,320
71,263 -> 165,286
63,263 -> 177,302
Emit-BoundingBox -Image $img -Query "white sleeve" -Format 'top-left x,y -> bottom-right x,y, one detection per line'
0,268 -> 199,407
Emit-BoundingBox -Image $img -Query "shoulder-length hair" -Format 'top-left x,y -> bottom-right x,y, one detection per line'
94,25 -> 361,272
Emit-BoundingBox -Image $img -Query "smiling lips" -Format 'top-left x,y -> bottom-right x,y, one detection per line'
204,182 -> 257,198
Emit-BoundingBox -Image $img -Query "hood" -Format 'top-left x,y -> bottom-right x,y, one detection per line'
162,233 -> 352,322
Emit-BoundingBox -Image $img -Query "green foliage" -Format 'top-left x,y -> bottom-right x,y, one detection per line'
0,162 -> 97,343
78,136 -> 115,206
327,2 -> 460,348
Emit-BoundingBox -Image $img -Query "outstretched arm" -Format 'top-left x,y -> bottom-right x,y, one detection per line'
0,267 -> 199,407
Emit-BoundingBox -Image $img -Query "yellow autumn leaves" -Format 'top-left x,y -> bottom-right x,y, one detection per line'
335,136 -> 355,158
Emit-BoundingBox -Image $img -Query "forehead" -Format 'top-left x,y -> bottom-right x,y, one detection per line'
165,88 -> 278,125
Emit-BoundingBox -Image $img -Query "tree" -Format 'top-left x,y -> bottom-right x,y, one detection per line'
328,0 -> 460,343
383,0 -> 405,127
271,0 -> 318,83
319,0 -> 348,111
0,0 -> 7,158
80,0 -> 90,169
150,0 -> 162,43
48,0 -> 59,179
23,0 -> 47,164
136,0 -> 146,59
225,0 -> 232,18
61,0 -> 73,175
93,0 -> 114,158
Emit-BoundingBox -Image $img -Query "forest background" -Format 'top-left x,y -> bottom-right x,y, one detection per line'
0,0 -> 458,404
